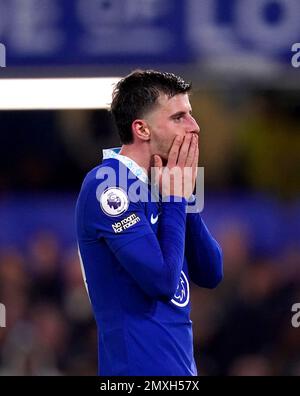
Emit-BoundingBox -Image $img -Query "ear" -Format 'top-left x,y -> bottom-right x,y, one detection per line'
132,120 -> 150,141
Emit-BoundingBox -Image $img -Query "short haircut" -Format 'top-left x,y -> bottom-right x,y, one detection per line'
111,69 -> 191,144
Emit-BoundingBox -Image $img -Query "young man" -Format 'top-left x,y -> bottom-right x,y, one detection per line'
76,70 -> 223,376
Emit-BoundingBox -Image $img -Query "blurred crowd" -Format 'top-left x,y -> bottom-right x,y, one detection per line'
0,220 -> 299,376
0,232 -> 97,375
192,219 -> 300,376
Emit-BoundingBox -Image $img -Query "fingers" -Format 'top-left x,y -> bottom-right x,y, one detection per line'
156,134 -> 199,199
153,155 -> 163,187
185,134 -> 198,168
192,135 -> 199,169
176,133 -> 198,168
177,134 -> 193,167
192,139 -> 199,181
167,135 -> 183,168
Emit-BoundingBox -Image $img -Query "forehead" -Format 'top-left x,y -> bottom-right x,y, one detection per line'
153,93 -> 191,115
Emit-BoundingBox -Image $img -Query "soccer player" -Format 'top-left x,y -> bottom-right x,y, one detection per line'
75,70 -> 223,376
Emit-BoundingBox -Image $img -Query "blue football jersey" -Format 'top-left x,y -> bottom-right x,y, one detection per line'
76,148 -> 202,376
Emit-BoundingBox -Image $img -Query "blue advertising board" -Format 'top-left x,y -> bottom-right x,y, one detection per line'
0,0 -> 189,65
0,0 -> 299,67
187,0 -> 300,66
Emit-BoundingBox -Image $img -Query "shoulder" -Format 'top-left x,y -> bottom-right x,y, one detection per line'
79,160 -> 122,195
77,160 -> 147,218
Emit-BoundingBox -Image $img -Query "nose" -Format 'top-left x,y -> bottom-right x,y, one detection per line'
187,115 -> 200,135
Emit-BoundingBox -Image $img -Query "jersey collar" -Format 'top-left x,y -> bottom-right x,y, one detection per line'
102,147 -> 148,184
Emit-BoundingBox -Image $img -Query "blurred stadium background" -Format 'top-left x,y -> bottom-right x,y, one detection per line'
0,0 -> 300,376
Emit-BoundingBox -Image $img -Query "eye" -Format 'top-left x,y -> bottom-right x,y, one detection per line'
174,115 -> 183,122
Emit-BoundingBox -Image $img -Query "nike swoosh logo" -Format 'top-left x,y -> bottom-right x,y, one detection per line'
150,213 -> 159,225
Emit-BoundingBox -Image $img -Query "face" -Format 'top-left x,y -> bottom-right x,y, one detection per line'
144,93 -> 200,161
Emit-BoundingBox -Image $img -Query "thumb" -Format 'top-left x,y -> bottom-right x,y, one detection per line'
154,155 -> 163,169
151,155 -> 162,188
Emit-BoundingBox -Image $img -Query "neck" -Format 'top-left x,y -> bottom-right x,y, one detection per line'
119,142 -> 151,173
